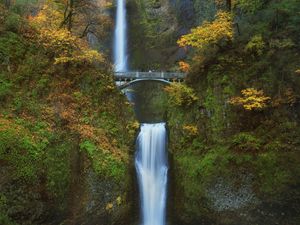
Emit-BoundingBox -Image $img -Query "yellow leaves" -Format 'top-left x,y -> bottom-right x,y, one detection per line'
39,28 -> 76,50
116,196 -> 122,205
105,203 -> 113,211
229,88 -> 271,110
164,83 -> 198,107
126,121 -> 139,136
29,2 -> 104,66
177,11 -> 233,50
182,124 -> 199,137
179,61 -> 190,73
29,4 -> 63,29
54,49 -> 103,65
245,35 -> 265,55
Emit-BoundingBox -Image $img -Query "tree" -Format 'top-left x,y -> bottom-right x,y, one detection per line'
229,88 -> 271,110
29,2 -> 103,65
177,11 -> 233,50
164,83 -> 198,107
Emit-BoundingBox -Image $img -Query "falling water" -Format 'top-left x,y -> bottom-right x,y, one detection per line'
114,0 -> 127,72
135,123 -> 168,225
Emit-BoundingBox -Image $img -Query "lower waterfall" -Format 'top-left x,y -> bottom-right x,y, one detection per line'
135,123 -> 168,225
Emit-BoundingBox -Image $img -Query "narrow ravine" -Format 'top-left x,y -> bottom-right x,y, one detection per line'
114,0 -> 169,224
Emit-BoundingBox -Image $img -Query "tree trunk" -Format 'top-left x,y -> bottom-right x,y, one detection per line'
226,0 -> 231,11
67,0 -> 74,31
4,0 -> 11,8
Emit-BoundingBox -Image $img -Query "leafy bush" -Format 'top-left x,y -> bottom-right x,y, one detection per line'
0,74 -> 12,101
177,11 -> 233,50
229,88 -> 270,110
182,124 -> 199,138
0,118 -> 41,181
245,35 -> 265,56
0,32 -> 26,64
164,83 -> 198,107
4,13 -> 22,32
45,142 -> 71,199
255,152 -> 291,195
234,0 -> 264,13
80,140 -> 126,180
231,132 -> 261,151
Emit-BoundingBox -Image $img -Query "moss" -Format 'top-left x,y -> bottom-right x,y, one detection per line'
0,73 -> 12,102
80,140 -> 127,181
0,5 -> 136,224
231,132 -> 262,151
0,118 -> 41,181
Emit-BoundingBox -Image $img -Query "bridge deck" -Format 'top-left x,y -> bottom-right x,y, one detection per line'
114,71 -> 186,80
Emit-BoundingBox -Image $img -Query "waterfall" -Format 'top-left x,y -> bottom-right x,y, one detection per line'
114,0 -> 127,72
135,123 -> 168,225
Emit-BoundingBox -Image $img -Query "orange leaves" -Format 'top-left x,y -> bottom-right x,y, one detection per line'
177,11 -> 233,50
272,88 -> 298,107
229,88 -> 271,110
179,61 -> 190,73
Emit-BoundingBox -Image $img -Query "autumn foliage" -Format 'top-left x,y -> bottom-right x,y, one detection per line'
164,83 -> 198,107
179,61 -> 191,73
29,3 -> 103,65
177,11 -> 233,50
229,88 -> 271,110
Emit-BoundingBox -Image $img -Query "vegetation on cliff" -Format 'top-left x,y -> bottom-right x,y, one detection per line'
166,0 -> 300,224
0,1 -> 136,224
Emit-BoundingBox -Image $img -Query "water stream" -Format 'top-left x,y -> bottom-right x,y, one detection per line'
135,123 -> 168,225
114,0 -> 169,224
114,0 -> 128,72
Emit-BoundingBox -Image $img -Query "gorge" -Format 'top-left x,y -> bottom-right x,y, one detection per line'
0,0 -> 300,225
114,1 -> 170,224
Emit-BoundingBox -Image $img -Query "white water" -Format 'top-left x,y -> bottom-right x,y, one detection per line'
135,123 -> 168,225
114,0 -> 128,72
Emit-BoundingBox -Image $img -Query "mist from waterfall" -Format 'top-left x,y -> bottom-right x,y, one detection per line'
114,0 -> 128,72
135,123 -> 168,225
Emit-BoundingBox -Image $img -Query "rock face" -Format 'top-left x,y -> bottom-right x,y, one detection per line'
65,162 -> 136,225
0,136 -> 136,225
126,0 -> 222,70
127,0 -> 178,70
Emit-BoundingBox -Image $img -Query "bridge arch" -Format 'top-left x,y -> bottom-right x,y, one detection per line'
117,78 -> 173,89
114,71 -> 186,89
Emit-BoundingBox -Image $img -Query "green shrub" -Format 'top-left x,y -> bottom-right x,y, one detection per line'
231,132 -> 261,151
0,32 -> 25,64
0,74 -> 12,101
234,0 -> 264,13
245,35 -> 265,56
0,118 -> 41,181
255,152 -> 291,195
45,142 -> 71,200
4,13 -> 21,32
80,140 -> 127,180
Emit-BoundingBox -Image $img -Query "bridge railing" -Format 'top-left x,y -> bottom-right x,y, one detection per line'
114,71 -> 186,79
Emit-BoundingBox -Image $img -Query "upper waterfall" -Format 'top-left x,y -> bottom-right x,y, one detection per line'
114,0 -> 128,72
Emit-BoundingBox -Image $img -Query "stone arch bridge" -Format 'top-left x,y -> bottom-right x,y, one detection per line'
115,71 -> 186,89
